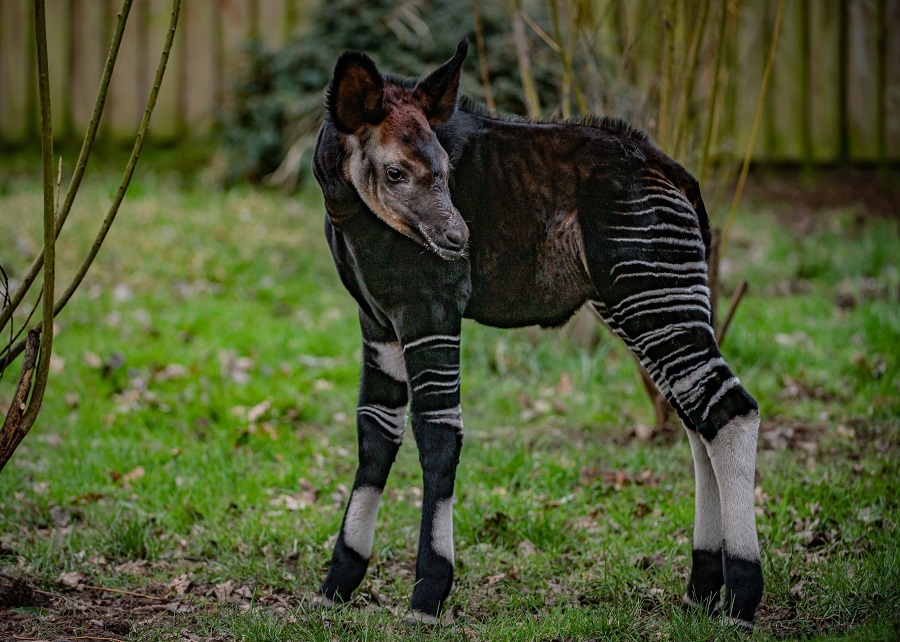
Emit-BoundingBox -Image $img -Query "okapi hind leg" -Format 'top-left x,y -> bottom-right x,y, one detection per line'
581,168 -> 762,624
683,428 -> 725,613
318,316 -> 409,606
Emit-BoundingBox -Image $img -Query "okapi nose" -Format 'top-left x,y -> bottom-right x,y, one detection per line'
444,225 -> 468,249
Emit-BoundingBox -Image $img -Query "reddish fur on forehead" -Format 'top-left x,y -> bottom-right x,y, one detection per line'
377,85 -> 433,144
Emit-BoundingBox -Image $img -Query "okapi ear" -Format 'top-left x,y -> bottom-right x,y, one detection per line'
326,51 -> 385,134
413,38 -> 469,125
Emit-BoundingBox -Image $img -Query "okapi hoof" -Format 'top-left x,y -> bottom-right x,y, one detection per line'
405,610 -> 439,627
722,554 -> 763,627
309,592 -> 345,610
682,549 -> 725,615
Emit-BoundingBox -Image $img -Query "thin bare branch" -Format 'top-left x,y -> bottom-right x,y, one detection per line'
0,0 -> 134,335
716,279 -> 748,347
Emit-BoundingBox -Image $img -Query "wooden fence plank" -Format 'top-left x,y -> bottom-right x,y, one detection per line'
181,0 -> 217,133
258,0 -> 288,48
45,0 -> 71,139
69,0 -> 106,137
220,0 -> 253,114
106,0 -> 142,140
847,0 -> 880,159
0,0 -> 32,144
767,0 -> 804,161
144,0 -> 182,141
807,0 -> 840,161
886,0 -> 900,156
732,0 -> 767,159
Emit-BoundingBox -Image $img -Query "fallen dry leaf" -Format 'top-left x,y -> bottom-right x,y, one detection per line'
57,571 -> 84,588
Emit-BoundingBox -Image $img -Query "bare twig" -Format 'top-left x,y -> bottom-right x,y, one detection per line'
721,0 -> 786,257
0,0 -> 182,376
83,584 -> 163,600
0,0 -> 133,336
716,279 -> 748,347
472,0 -> 496,111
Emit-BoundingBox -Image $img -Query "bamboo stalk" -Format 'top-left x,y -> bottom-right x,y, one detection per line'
698,0 -> 731,185
657,2 -> 675,146
512,0 -> 541,117
472,0 -> 496,111
0,0 -> 134,335
721,0 -> 786,258
0,0 -> 182,375
671,0 -> 711,162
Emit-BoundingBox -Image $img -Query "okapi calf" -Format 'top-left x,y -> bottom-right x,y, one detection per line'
312,39 -> 763,627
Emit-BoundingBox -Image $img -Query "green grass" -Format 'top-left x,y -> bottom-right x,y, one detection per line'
0,153 -> 897,640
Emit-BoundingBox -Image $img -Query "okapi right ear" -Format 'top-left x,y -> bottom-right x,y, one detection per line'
414,38 -> 469,125
326,51 -> 385,134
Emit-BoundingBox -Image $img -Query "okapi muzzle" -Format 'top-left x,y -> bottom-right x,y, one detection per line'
327,41 -> 470,260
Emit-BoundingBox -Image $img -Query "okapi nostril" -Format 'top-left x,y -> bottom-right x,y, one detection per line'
444,227 -> 467,248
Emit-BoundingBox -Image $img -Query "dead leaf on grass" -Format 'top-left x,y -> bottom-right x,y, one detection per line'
57,570 -> 85,589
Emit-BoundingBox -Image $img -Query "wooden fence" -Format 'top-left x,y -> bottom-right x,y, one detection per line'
0,0 -> 897,162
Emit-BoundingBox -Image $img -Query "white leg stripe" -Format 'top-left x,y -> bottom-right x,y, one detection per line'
342,487 -> 382,559
671,357 -> 726,397
357,404 -> 407,442
700,376 -> 741,421
403,334 -> 460,351
366,341 -> 407,382
432,498 -> 454,563
608,222 -> 702,238
420,406 -> 464,432
705,411 -> 760,561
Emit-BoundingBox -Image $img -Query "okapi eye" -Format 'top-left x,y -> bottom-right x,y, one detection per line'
386,167 -> 404,183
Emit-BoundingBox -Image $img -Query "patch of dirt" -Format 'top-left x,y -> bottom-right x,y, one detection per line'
743,168 -> 900,231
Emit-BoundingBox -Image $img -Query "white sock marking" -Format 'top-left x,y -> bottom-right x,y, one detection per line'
342,486 -> 382,559
704,411 -> 760,562
432,497 -> 454,563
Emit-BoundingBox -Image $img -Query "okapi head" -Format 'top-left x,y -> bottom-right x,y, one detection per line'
326,39 -> 470,260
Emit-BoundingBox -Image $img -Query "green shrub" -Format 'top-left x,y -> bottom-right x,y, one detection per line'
221,0 -> 564,185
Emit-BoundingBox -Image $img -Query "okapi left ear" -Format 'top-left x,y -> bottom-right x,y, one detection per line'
414,38 -> 469,125
326,51 -> 386,134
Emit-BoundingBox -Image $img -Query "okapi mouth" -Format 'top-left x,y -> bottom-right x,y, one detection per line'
417,223 -> 468,261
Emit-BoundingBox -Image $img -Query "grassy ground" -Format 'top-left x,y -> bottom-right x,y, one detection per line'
0,152 -> 897,641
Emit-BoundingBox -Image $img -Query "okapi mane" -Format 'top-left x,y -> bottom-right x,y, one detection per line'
455,95 -> 650,144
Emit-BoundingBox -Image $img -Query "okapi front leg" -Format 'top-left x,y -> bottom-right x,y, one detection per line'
403,333 -> 464,623
318,317 -> 408,605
